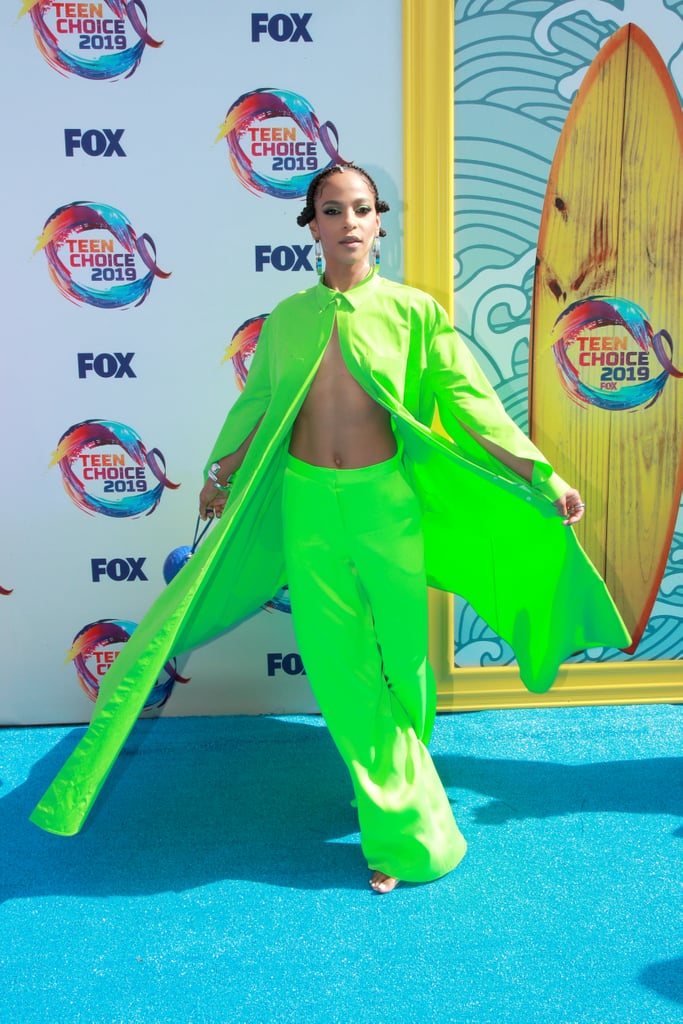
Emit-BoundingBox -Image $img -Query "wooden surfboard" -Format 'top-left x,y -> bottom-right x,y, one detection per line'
530,23 -> 683,653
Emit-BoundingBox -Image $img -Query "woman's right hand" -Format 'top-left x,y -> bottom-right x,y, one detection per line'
199,479 -> 228,522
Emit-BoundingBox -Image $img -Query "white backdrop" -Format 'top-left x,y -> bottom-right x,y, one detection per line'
1,1 -> 403,724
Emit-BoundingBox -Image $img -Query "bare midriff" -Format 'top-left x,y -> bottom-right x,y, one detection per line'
289,320 -> 397,469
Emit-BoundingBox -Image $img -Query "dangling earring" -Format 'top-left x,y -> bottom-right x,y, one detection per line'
371,236 -> 380,269
314,239 -> 323,275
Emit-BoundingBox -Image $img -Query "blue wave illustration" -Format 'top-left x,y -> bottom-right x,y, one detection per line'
454,0 -> 683,665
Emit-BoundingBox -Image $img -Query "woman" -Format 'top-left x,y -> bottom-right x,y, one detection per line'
31,165 -> 629,893
196,163 -> 626,892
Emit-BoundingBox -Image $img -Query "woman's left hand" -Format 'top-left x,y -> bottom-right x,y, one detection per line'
554,489 -> 586,526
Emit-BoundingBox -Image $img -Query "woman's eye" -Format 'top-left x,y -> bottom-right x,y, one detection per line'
323,207 -> 340,216
356,206 -> 372,214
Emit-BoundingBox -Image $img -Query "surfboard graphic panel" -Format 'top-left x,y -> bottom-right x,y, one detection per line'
530,24 -> 683,652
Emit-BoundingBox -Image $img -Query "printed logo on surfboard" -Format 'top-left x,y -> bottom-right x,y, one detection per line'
551,296 -> 682,410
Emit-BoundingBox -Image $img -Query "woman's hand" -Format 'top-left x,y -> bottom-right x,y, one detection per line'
554,488 -> 586,526
199,479 -> 228,522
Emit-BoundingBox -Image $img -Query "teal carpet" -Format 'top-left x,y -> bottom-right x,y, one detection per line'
1,704 -> 681,1024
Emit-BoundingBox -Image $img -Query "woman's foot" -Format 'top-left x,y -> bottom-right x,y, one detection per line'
370,871 -> 400,893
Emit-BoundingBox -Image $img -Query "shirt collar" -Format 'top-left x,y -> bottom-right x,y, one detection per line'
315,267 -> 380,312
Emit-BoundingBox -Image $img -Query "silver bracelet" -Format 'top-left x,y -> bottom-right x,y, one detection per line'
208,462 -> 234,492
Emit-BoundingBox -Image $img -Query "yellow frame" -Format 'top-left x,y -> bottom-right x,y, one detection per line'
402,0 -> 683,710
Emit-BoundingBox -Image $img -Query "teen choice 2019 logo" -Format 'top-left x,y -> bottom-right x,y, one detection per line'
51,419 -> 179,517
222,314 -> 268,391
20,0 -> 161,81
68,619 -> 188,709
263,585 -> 291,615
216,88 -> 347,199
35,201 -> 169,309
551,296 -> 683,411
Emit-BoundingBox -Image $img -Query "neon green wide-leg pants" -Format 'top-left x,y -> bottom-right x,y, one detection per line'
282,453 -> 467,883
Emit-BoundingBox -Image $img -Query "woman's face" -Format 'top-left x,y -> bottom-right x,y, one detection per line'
309,170 -> 381,273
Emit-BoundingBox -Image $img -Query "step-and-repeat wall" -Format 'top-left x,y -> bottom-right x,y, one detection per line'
3,2 -> 683,725
1,1 -> 403,724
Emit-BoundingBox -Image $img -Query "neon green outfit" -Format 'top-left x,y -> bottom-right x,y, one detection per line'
283,453 -> 466,881
30,270 -> 630,845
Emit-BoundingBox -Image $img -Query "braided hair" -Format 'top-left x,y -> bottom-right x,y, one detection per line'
296,163 -> 390,237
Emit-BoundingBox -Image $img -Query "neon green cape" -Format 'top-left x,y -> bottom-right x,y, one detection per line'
31,271 -> 630,836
